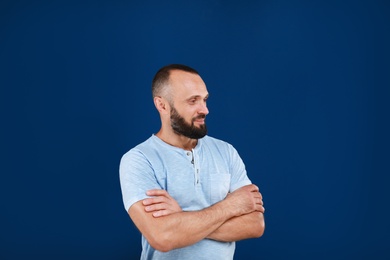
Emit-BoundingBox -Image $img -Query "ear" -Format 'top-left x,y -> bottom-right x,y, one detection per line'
154,96 -> 170,115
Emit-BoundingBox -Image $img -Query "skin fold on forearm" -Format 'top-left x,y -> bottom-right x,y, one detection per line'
206,211 -> 265,242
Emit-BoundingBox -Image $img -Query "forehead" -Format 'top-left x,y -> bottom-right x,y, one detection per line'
169,70 -> 208,99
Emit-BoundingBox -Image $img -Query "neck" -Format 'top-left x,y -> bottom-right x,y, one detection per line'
155,128 -> 198,151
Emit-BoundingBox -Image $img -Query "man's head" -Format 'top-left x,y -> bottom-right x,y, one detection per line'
152,64 -> 209,139
152,64 -> 199,101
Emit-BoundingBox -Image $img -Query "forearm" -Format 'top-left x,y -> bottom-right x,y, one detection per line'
206,212 -> 265,242
131,184 -> 263,251
157,206 -> 232,249
130,199 -> 239,252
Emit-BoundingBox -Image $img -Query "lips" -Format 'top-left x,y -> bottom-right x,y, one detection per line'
193,115 -> 206,124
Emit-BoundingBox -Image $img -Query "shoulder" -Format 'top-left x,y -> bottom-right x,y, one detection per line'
200,136 -> 241,161
122,135 -> 162,156
120,136 -> 157,166
201,135 -> 235,151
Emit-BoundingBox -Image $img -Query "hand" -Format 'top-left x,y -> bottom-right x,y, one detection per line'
143,189 -> 182,218
225,184 -> 265,216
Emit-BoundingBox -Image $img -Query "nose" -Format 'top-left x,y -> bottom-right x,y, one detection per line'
198,102 -> 209,115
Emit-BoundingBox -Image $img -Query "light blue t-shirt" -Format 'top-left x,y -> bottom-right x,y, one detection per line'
119,135 -> 251,260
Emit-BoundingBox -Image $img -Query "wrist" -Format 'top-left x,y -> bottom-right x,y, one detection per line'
215,197 -> 241,218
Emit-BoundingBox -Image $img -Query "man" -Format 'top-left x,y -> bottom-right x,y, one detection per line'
119,64 -> 265,259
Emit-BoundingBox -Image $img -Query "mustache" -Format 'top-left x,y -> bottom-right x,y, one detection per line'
193,114 -> 206,121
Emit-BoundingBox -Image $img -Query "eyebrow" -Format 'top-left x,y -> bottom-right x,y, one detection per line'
187,94 -> 209,100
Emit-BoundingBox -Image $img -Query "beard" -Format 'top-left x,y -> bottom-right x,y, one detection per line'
170,105 -> 207,139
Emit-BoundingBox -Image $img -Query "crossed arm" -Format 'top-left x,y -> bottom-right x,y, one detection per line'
128,184 -> 265,252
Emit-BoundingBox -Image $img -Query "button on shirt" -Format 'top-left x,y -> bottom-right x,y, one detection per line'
119,135 -> 252,260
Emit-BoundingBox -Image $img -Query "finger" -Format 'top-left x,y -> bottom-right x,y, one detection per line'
246,184 -> 259,192
252,191 -> 263,200
146,189 -> 169,196
145,203 -> 167,212
251,192 -> 262,201
152,209 -> 171,218
256,204 -> 265,213
259,206 -> 265,213
142,196 -> 167,206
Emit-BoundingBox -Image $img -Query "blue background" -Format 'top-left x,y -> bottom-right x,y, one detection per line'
1,0 -> 389,259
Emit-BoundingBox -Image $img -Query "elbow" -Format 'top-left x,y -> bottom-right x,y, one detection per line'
150,243 -> 172,253
252,213 -> 265,238
254,221 -> 265,238
147,232 -> 176,252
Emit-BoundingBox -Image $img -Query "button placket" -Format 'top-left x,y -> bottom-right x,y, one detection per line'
192,149 -> 201,185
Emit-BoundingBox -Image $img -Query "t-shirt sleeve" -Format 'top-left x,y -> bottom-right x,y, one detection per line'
119,149 -> 162,212
228,144 -> 252,192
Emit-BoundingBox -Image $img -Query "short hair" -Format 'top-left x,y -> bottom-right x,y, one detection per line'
152,64 -> 199,100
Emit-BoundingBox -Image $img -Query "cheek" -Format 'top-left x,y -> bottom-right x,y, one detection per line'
187,115 -> 195,123
178,106 -> 198,122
